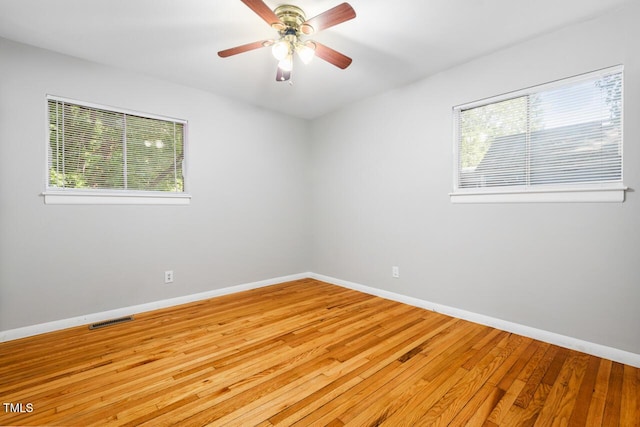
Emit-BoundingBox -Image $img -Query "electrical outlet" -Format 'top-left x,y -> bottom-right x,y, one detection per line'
392,266 -> 399,278
164,270 -> 174,284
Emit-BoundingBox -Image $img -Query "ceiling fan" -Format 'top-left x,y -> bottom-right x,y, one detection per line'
218,0 -> 356,82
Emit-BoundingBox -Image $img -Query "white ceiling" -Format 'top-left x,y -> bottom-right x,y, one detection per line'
0,0 -> 631,119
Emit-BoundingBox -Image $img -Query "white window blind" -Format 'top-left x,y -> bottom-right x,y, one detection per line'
46,96 -> 189,204
452,66 -> 624,203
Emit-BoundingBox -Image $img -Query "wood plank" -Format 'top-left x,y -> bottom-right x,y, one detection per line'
601,361 -> 624,427
619,364 -> 640,427
567,355 -> 601,426
584,358 -> 613,426
502,381 -> 551,426
448,334 -> 529,425
290,319 -> 476,425
413,334 -> 517,425
514,344 -> 558,408
495,340 -> 543,390
372,328 -> 497,425
266,316 -> 451,426
485,340 -> 549,425
0,279 -> 638,427
541,352 -> 590,426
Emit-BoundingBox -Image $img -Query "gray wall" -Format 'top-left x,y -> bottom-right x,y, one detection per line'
310,1 -> 640,355
0,38 -> 312,330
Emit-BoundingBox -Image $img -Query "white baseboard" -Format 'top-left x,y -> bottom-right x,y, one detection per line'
3,271 -> 639,368
0,272 -> 311,343
310,273 -> 640,368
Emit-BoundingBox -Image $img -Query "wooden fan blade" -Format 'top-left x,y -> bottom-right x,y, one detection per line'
314,42 -> 352,69
240,0 -> 283,29
218,40 -> 272,58
300,3 -> 356,35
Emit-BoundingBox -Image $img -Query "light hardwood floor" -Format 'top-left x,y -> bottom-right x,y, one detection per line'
1,278 -> 638,426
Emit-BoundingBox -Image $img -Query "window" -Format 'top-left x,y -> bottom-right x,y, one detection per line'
451,66 -> 625,203
45,96 -> 189,205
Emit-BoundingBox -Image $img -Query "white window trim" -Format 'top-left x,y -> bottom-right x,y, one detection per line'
44,95 -> 190,205
450,183 -> 627,204
42,190 -> 192,205
450,65 -> 626,204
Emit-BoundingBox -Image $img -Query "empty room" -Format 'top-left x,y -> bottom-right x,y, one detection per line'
1,0 -> 639,425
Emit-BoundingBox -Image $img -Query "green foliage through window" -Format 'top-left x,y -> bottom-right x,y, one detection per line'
48,98 -> 185,193
455,67 -> 622,190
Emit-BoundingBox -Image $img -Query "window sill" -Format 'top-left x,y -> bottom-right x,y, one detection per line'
449,184 -> 627,204
42,191 -> 191,205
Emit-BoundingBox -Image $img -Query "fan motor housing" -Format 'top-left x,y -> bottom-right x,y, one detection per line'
273,5 -> 306,34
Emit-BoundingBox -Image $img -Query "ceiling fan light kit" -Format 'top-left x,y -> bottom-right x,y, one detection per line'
218,0 -> 356,82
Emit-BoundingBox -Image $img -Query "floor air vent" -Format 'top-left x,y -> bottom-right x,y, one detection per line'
89,316 -> 134,330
